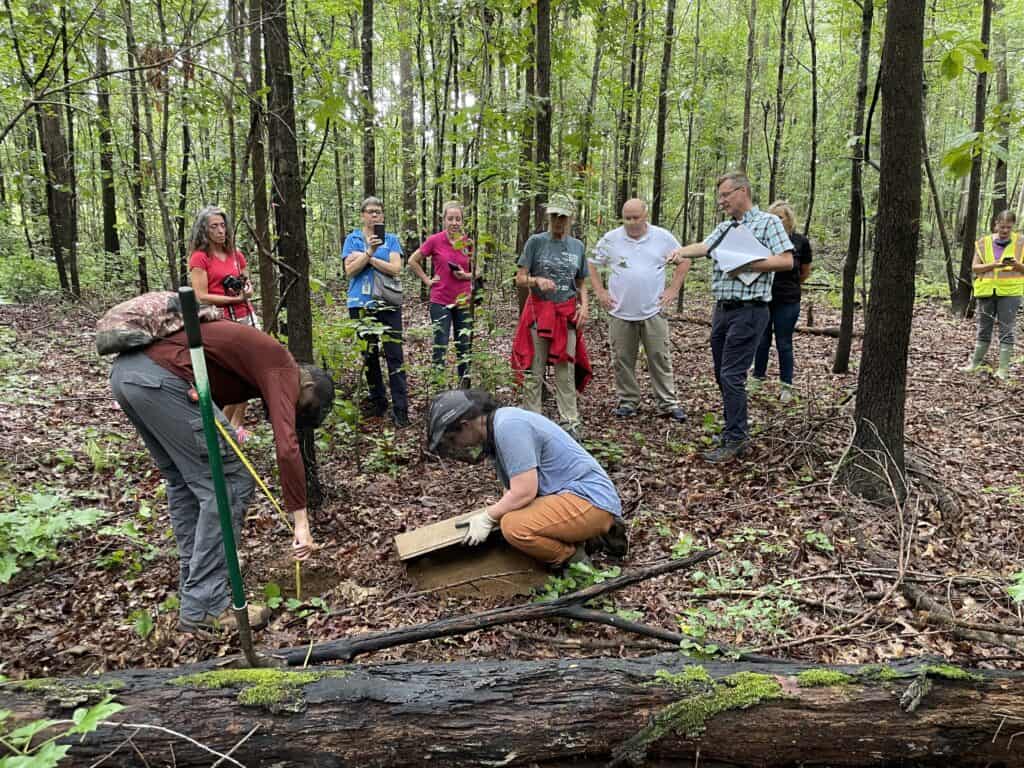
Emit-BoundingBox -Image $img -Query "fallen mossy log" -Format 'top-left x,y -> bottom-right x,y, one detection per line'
3,655 -> 1022,767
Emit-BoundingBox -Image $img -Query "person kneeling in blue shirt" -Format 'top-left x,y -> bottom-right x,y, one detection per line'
426,389 -> 626,567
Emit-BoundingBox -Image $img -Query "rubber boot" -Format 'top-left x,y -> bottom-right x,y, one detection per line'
996,344 -> 1014,381
960,341 -> 990,373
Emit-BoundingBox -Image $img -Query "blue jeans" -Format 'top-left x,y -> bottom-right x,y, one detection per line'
349,306 -> 408,414
753,300 -> 801,384
429,302 -> 473,383
711,302 -> 770,442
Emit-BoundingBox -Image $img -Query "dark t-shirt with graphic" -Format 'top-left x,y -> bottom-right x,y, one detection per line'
518,231 -> 589,303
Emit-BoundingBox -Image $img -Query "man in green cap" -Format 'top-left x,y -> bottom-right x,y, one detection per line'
511,193 -> 591,440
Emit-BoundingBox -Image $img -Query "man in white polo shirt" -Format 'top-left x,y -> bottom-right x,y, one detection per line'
589,198 -> 688,421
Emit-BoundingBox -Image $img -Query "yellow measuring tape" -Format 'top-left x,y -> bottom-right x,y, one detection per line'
214,420 -> 302,600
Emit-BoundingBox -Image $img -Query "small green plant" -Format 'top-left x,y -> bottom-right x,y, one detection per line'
264,582 -> 284,609
671,532 -> 698,559
584,439 -> 626,470
285,596 -> 328,618
1008,572 -> 1024,604
0,695 -> 124,767
363,430 -> 411,477
804,530 -> 834,553
130,609 -> 154,639
534,563 -> 622,602
0,493 -> 105,583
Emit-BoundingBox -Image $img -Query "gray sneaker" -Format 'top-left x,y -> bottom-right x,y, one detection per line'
701,440 -> 749,463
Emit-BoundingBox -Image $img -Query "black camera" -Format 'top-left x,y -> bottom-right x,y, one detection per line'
222,274 -> 245,296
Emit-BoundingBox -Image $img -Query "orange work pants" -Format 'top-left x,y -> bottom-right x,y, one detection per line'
500,493 -> 614,565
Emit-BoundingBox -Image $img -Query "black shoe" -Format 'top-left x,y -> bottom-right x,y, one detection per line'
613,405 -> 638,418
586,518 -> 629,559
660,407 -> 687,422
392,409 -> 410,428
701,440 -> 749,463
361,398 -> 388,418
552,544 -> 592,573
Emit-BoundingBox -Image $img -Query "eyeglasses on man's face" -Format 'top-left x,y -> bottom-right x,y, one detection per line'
362,208 -> 384,216
717,187 -> 743,202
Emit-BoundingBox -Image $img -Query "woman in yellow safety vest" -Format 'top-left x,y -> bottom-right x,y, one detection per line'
963,209 -> 1024,380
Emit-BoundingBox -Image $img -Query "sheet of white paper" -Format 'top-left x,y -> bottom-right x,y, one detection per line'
712,224 -> 771,275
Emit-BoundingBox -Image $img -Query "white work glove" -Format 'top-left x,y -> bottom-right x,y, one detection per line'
462,510 -> 498,546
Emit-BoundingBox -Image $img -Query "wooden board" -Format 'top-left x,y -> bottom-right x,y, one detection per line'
394,511 -> 478,561
395,513 -> 550,598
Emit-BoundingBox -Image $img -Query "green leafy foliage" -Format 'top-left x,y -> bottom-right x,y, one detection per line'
1008,572 -> 1024,604
264,582 -> 284,609
803,530 -> 834,553
534,562 -> 622,602
0,493 -> 105,583
0,696 -> 123,767
129,610 -> 154,640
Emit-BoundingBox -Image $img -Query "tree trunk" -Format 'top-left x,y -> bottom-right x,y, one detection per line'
616,0 -> 640,213
768,0 -> 790,202
832,0 -> 872,374
248,0 -> 275,333
360,0 -> 376,196
990,0 -> 1008,222
681,0 -> 701,242
840,0 -> 925,503
34,104 -> 73,295
533,0 -> 551,224
124,14 -> 148,294
628,0 -> 647,200
95,21 -> 119,263
651,0 -> 676,225
59,5 -> 79,297
4,657 -> 1021,767
922,112 -> 957,298
175,118 -> 191,285
399,13 -> 418,257
515,12 -> 536,312
951,0 -> 992,316
802,0 -> 818,235
740,0 -> 756,171
263,0 -> 313,363
576,0 -> 607,228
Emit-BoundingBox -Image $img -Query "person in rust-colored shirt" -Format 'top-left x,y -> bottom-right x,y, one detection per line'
110,320 -> 333,633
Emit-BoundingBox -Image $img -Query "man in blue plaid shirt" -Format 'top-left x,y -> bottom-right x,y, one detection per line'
671,171 -> 795,462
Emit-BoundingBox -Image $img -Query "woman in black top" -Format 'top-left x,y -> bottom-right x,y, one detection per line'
752,201 -> 813,402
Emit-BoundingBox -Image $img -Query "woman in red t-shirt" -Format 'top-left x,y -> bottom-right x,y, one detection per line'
408,201 -> 475,385
188,205 -> 256,435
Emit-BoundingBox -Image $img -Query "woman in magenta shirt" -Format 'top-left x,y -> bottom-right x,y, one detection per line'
188,205 -> 256,434
408,201 -> 475,385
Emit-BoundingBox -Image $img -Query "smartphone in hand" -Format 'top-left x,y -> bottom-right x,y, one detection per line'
373,223 -> 386,241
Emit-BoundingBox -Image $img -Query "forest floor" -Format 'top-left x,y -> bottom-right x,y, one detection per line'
1,281 -> 1023,680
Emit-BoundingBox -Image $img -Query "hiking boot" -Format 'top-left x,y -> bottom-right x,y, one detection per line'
360,398 -> 388,418
178,603 -> 272,634
996,344 -> 1013,381
586,517 -> 629,559
392,408 -> 411,428
555,544 -> 592,572
660,406 -> 688,422
779,384 -> 794,404
701,440 -> 749,463
961,341 -> 990,373
613,404 -> 638,418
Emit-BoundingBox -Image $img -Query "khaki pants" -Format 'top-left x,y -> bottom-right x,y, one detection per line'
608,313 -> 678,412
500,493 -> 614,565
522,326 -> 579,428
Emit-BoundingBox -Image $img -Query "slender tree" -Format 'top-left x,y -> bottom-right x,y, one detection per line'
833,0 -> 873,374
768,0 -> 791,202
533,0 -> 551,224
360,0 -> 376,195
951,0 -> 992,316
990,0 -> 1008,221
801,0 -> 818,234
841,0 -> 925,503
740,0 -> 756,170
651,0 -> 676,225
95,18 -> 120,262
399,4 -> 418,258
248,0 -> 275,332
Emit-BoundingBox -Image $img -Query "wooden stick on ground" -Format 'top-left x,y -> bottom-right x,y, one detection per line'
281,551 -> 720,665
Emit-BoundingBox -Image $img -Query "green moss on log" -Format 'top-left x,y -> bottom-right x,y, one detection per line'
797,669 -> 854,688
171,668 -> 348,715
922,664 -> 981,681
615,670 -> 784,764
1,677 -> 125,708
